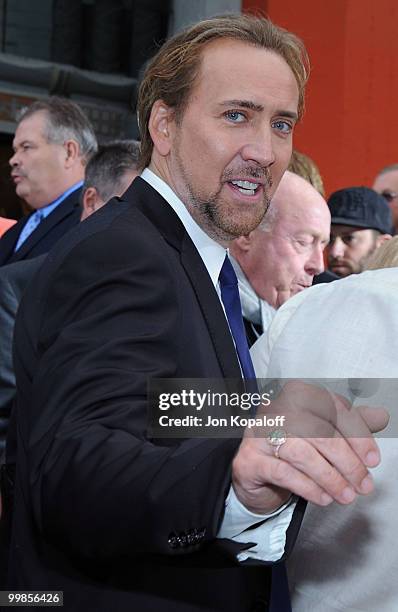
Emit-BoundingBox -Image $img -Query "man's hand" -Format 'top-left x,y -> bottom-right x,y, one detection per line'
232,381 -> 389,514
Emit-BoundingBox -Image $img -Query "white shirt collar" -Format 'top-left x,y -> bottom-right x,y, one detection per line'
231,257 -> 276,333
141,168 -> 226,288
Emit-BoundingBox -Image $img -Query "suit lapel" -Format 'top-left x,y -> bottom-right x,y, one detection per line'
180,234 -> 242,379
124,178 -> 242,379
12,190 -> 81,262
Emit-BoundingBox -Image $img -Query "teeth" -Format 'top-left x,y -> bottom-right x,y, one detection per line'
231,180 -> 259,191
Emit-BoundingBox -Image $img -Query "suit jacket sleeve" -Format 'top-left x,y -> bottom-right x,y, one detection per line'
0,276 -> 18,453
20,222 -> 242,563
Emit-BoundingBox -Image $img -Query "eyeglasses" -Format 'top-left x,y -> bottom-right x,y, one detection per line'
381,191 -> 398,202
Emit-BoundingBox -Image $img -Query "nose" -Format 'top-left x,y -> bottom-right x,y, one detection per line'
328,237 -> 345,259
9,151 -> 19,167
240,124 -> 276,168
306,245 -> 325,276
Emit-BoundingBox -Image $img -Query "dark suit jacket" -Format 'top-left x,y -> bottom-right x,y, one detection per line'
312,270 -> 339,285
0,188 -> 82,267
0,256 -> 46,589
7,179 -> 303,612
0,256 -> 46,456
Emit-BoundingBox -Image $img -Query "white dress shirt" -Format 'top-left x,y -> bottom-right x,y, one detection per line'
231,257 -> 276,336
141,168 -> 295,562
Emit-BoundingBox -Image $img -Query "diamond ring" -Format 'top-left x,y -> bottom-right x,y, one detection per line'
268,429 -> 288,459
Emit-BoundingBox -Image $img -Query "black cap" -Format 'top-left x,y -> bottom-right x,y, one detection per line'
328,186 -> 392,234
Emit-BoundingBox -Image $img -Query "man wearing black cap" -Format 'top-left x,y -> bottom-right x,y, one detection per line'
327,186 -> 392,277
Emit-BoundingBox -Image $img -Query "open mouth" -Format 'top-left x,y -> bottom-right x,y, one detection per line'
229,179 -> 261,196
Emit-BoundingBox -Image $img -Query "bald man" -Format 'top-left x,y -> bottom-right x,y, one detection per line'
230,170 -> 331,343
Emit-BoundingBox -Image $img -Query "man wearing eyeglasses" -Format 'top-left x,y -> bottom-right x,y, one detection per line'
372,163 -> 398,234
327,186 -> 392,278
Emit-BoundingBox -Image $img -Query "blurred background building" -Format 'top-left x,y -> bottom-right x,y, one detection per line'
0,0 -> 239,219
1,0 -> 398,221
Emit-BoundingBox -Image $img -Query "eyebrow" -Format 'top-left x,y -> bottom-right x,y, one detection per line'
12,139 -> 34,151
219,100 -> 298,120
331,228 -> 359,237
220,99 -> 264,112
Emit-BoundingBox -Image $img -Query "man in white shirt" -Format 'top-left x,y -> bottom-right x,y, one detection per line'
250,268 -> 398,612
7,14 -> 386,612
230,170 -> 330,343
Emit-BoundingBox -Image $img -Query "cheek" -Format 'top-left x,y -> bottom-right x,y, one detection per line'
286,263 -> 299,283
28,163 -> 45,185
180,120 -> 243,176
283,255 -> 304,284
274,241 -> 296,274
179,131 -> 220,179
270,144 -> 293,189
24,161 -> 37,182
348,243 -> 364,258
29,156 -> 47,176
293,257 -> 307,277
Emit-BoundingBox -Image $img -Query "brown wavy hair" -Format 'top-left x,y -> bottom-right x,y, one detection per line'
289,149 -> 325,196
137,13 -> 310,170
365,236 -> 398,270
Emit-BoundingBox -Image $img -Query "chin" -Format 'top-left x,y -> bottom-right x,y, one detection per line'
331,268 -> 349,278
16,186 -> 29,200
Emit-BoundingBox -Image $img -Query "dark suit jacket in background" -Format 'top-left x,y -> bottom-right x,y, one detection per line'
312,270 -> 339,285
7,179 -> 303,612
0,188 -> 82,267
0,256 -> 46,589
0,256 -> 46,457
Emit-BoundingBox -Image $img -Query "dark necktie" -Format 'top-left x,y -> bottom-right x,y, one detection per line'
219,254 -> 291,612
219,254 -> 256,381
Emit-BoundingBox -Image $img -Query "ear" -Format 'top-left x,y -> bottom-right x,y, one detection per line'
82,187 -> 101,220
64,139 -> 80,168
231,232 -> 256,254
148,100 -> 175,157
376,233 -> 392,248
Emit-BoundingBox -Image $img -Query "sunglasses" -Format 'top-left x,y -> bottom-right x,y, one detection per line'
381,191 -> 398,202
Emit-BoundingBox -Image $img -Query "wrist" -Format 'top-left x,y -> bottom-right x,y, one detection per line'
233,483 -> 291,515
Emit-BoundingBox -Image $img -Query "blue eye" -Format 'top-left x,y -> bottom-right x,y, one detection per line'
225,110 -> 246,123
272,120 -> 292,134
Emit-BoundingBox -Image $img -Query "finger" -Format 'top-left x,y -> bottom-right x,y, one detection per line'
306,436 -> 374,496
257,453 -> 335,507
358,405 -> 390,433
333,395 -> 383,468
233,438 -> 333,512
276,437 -> 361,504
255,381 -> 338,439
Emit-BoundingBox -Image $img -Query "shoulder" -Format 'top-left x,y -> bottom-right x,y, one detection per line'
0,214 -> 27,239
20,185 -> 182,317
0,217 -> 16,236
0,256 -> 44,294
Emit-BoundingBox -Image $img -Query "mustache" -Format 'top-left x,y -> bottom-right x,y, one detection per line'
222,165 -> 273,185
329,257 -> 350,266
